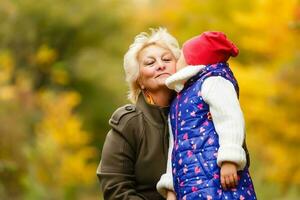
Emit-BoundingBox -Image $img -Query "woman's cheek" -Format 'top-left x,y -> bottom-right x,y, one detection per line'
146,68 -> 156,77
169,63 -> 177,74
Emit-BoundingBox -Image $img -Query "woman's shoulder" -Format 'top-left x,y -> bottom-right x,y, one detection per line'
108,104 -> 142,132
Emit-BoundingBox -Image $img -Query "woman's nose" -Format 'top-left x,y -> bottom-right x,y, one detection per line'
156,61 -> 166,70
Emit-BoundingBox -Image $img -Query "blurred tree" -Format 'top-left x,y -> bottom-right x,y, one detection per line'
23,90 -> 96,199
0,0 -> 132,199
0,0 -> 299,199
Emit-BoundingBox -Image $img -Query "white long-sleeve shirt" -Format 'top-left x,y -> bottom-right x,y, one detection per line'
157,65 -> 247,197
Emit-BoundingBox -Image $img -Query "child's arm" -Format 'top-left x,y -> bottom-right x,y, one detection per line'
156,116 -> 175,198
202,76 -> 247,170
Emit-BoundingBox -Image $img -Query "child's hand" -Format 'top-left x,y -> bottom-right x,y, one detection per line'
166,190 -> 177,200
220,161 -> 238,190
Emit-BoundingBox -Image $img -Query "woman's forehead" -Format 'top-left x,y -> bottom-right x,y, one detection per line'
139,44 -> 172,58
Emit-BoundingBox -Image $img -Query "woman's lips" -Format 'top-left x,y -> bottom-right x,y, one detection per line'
155,73 -> 171,78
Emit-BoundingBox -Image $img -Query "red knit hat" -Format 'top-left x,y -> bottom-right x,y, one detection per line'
182,31 -> 239,65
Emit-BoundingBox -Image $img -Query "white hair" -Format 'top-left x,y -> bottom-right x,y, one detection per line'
123,27 -> 181,103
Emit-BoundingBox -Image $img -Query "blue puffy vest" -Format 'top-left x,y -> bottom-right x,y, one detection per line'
170,63 -> 257,200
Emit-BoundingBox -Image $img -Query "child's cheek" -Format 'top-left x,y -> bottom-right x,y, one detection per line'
176,53 -> 187,72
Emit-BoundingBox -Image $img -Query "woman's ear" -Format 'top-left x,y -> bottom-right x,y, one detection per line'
137,78 -> 145,90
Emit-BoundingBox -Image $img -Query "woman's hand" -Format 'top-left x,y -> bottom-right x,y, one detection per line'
166,190 -> 177,200
220,161 -> 238,190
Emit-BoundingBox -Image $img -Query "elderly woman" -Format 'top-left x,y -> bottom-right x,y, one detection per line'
97,28 -> 181,200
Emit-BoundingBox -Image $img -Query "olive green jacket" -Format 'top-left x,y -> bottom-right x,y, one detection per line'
97,94 -> 170,200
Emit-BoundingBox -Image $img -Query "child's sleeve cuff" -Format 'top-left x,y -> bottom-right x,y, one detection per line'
156,173 -> 174,198
217,144 -> 247,170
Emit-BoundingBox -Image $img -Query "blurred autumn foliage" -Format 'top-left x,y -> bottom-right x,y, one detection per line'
0,0 -> 299,199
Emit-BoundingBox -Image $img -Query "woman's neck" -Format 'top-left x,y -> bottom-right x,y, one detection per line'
146,88 -> 173,107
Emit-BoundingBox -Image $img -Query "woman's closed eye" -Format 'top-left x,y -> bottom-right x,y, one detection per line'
144,59 -> 155,66
162,56 -> 173,62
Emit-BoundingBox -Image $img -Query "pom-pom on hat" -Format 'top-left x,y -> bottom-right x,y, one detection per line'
182,31 -> 239,65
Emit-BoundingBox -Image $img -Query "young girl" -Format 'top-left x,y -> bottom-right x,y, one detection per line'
157,32 -> 257,200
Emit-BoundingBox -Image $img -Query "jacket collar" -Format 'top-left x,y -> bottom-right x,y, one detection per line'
136,93 -> 169,127
165,65 -> 206,92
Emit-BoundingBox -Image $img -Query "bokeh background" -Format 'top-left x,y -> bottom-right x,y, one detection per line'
0,0 -> 299,199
